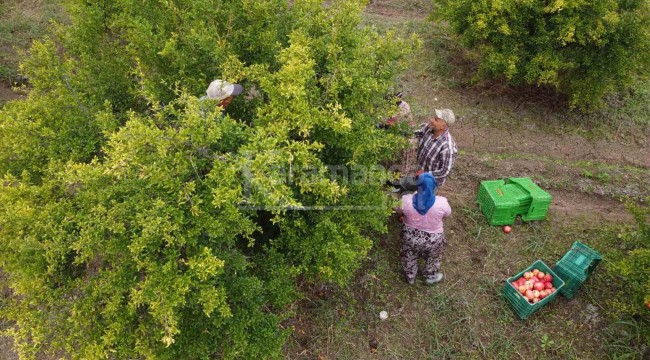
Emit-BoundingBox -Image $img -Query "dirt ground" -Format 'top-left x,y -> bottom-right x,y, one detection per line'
0,83 -> 24,104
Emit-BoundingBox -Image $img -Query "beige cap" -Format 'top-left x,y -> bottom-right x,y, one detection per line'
434,109 -> 456,125
206,79 -> 243,101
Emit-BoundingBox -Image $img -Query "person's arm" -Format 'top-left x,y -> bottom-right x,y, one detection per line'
426,145 -> 454,182
413,123 -> 427,138
441,198 -> 452,218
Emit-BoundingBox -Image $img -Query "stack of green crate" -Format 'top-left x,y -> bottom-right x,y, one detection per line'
552,242 -> 602,299
507,177 -> 552,221
502,260 -> 566,320
477,177 -> 552,225
504,183 -> 532,215
477,180 -> 519,225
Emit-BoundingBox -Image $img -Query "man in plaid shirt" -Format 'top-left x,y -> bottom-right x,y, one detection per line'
394,109 -> 457,191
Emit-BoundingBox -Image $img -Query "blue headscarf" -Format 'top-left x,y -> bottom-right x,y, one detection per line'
412,173 -> 436,215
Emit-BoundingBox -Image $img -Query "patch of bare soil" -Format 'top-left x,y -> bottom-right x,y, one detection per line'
0,336 -> 17,360
365,0 -> 429,20
454,120 -> 650,169
0,82 -> 24,104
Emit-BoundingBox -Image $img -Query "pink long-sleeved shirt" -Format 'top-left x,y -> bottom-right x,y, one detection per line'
401,194 -> 451,233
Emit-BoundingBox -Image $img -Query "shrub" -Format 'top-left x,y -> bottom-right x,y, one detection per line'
604,199 -> 650,347
432,0 -> 650,109
0,0 -> 414,358
607,199 -> 650,316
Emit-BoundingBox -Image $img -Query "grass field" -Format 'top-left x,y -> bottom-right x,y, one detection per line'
0,0 -> 648,359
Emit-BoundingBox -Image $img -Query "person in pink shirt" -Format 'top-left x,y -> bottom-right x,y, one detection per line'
396,173 -> 451,285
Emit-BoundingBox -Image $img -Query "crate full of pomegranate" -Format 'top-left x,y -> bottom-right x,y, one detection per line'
502,260 -> 566,319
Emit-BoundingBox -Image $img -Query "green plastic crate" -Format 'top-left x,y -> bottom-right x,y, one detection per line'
507,177 -> 552,221
552,242 -> 602,299
477,180 -> 519,225
502,260 -> 566,320
504,183 -> 532,215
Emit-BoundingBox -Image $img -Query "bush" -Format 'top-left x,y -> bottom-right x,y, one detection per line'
604,199 -> 650,347
0,0 -> 414,358
607,200 -> 650,316
433,0 -> 650,109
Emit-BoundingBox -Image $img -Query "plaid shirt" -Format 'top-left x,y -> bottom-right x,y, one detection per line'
415,125 -> 457,186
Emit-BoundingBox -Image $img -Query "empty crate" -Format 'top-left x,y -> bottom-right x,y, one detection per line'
552,241 -> 602,299
477,177 -> 552,225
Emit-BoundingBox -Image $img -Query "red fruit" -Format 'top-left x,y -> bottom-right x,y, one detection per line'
524,272 -> 533,280
645,300 -> 650,309
532,290 -> 540,299
533,298 -> 540,304
525,281 -> 534,290
532,269 -> 539,275
518,285 -> 527,294
543,274 -> 553,282
536,272 -> 545,280
539,290 -> 547,299
534,282 -> 545,291
517,278 -> 526,286
525,290 -> 534,300
545,282 -> 553,290
503,226 -> 512,234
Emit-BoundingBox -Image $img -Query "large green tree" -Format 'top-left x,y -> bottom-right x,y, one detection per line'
0,0 -> 414,358
433,0 -> 650,109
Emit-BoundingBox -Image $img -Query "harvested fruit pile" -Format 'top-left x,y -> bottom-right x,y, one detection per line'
510,269 -> 557,304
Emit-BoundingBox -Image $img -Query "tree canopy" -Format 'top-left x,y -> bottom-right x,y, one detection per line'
0,0 -> 415,358
433,0 -> 650,109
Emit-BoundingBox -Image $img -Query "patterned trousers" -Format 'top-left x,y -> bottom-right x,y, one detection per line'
400,225 -> 446,282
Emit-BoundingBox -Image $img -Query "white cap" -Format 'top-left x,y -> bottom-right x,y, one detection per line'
434,109 -> 456,125
206,79 -> 243,101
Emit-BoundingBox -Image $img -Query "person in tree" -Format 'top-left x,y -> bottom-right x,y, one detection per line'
396,173 -> 451,285
391,108 -> 457,192
199,79 -> 243,115
378,92 -> 413,129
